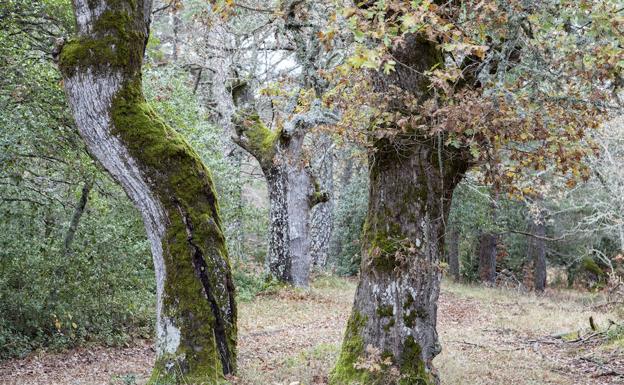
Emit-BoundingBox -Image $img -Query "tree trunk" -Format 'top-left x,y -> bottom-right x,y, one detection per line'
311,134 -> 334,268
264,150 -> 325,286
58,1 -> 236,382
447,226 -> 460,280
528,213 -> 547,292
478,232 -> 497,284
233,107 -> 331,287
63,180 -> 93,256
331,138 -> 467,385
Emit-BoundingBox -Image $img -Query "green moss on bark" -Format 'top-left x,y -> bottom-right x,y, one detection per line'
59,8 -> 144,77
397,336 -> 435,385
234,112 -> 280,167
377,305 -> 393,318
331,319 -> 435,385
59,1 -> 236,381
329,312 -> 369,384
111,80 -> 237,381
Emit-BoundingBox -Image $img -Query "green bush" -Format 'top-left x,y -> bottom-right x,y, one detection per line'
0,185 -> 155,359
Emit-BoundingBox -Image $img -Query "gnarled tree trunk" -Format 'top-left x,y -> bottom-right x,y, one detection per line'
331,29 -> 471,383
331,138 -> 467,384
233,109 -> 330,286
58,1 -> 236,382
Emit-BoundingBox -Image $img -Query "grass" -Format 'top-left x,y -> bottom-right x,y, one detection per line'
2,276 -> 622,385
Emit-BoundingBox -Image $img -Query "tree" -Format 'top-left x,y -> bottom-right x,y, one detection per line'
329,1 -> 620,383
233,101 -> 333,286
230,0 -> 339,286
446,224 -> 460,280
527,209 -> 547,292
479,196 -> 499,284
57,0 -> 236,382
311,133 -> 335,269
478,233 -> 498,284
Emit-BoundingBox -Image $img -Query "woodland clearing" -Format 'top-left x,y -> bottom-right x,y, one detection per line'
1,277 -> 622,385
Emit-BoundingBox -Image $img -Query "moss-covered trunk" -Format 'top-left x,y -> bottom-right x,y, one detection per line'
58,1 -> 236,383
331,138 -> 466,385
331,29 -> 470,383
233,111 -> 329,287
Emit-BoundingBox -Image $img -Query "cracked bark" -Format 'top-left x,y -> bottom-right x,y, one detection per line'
233,110 -> 330,287
331,35 -> 470,385
310,134 -> 334,269
57,1 -> 236,382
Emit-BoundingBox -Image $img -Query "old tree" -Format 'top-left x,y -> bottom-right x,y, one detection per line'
53,0 -> 622,384
58,0 -> 236,383
328,1 -> 621,384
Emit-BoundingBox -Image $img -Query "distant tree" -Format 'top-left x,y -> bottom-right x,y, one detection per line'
229,0 -> 339,286
527,208 -> 547,292
478,232 -> 498,284
446,224 -> 460,280
58,0 -> 236,382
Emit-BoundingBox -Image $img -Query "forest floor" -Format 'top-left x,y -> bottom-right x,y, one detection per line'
1,276 -> 623,385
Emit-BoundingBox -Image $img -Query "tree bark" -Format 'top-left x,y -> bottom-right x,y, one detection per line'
63,180 -> 93,256
331,137 -> 467,385
478,232 -> 497,284
58,1 -> 236,382
233,108 -> 331,286
528,212 -> 547,292
311,134 -> 334,268
447,226 -> 460,280
330,29 -> 472,383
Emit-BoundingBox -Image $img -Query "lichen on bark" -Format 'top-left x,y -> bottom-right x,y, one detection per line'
58,1 -> 237,383
112,80 -> 237,380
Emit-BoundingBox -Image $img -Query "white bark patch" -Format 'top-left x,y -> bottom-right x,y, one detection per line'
74,0 -> 107,34
161,317 -> 182,354
64,69 -> 173,355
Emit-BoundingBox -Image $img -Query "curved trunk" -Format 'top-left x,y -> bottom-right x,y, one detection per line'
58,1 -> 236,382
331,139 -> 466,385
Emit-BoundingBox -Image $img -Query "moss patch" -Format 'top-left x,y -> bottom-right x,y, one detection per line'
234,112 -> 280,168
329,311 -> 369,384
59,7 -> 144,77
60,1 -> 237,381
111,79 -> 237,380
397,336 -> 435,385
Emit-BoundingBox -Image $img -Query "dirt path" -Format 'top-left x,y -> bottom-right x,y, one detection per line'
1,279 -> 622,385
